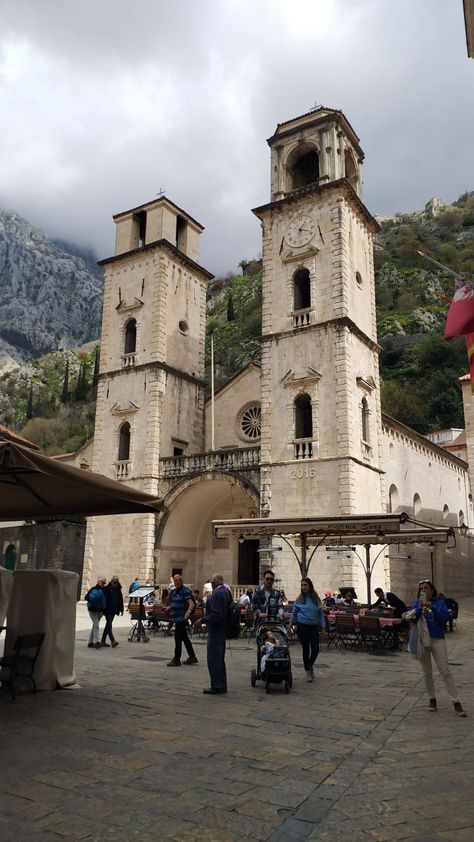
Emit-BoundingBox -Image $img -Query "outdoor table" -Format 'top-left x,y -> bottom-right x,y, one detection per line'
128,587 -> 155,643
328,612 -> 402,626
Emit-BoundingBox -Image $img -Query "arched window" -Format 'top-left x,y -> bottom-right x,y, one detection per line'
295,393 -> 313,439
388,484 -> 399,514
118,422 -> 131,461
287,144 -> 319,191
124,319 -> 137,354
4,543 -> 16,571
361,397 -> 370,443
293,268 -> 311,310
459,510 -> 465,527
344,149 -> 358,188
443,504 -> 449,520
413,493 -> 422,518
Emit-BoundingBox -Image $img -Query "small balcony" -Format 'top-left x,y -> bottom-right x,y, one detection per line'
293,438 -> 313,459
160,446 -> 260,479
122,352 -> 137,368
292,308 -> 312,329
115,460 -> 131,480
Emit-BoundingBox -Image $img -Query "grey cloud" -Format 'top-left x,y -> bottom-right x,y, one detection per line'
0,0 -> 473,275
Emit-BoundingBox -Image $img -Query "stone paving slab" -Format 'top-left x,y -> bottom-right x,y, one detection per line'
1,600 -> 474,841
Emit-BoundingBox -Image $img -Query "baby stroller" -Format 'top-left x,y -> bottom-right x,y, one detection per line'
250,620 -> 292,694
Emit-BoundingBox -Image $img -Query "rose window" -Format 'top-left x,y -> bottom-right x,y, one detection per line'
240,404 -> 261,441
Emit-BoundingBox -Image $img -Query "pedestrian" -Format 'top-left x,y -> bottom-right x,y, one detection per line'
411,580 -> 467,716
101,575 -> 124,648
129,576 -> 141,594
252,570 -> 284,621
202,573 -> 231,695
370,587 -> 387,609
85,576 -> 107,649
384,591 -> 408,650
167,574 -> 198,666
290,578 -> 325,682
238,588 -> 253,607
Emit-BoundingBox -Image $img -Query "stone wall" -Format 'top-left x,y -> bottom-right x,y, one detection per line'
0,521 -> 86,599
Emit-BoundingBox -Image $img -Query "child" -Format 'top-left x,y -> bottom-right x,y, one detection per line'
260,630 -> 279,674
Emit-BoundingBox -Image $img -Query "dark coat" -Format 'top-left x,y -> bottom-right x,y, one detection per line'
104,583 -> 124,616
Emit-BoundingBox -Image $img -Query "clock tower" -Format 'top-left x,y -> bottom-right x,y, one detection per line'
252,107 -> 384,526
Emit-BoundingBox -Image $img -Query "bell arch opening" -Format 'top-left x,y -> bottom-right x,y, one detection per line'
286,143 -> 319,191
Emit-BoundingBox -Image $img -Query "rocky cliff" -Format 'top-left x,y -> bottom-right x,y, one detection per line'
0,210 -> 103,367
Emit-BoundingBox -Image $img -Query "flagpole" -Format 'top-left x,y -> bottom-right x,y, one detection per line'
417,250 -> 470,284
211,336 -> 215,452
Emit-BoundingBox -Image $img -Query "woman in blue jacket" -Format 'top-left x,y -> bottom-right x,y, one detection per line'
412,580 -> 466,716
290,578 -> 324,683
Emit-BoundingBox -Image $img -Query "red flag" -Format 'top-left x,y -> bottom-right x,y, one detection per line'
466,333 -> 474,392
444,279 -> 474,338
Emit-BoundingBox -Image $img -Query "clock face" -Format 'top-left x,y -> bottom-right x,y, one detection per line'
285,215 -> 316,248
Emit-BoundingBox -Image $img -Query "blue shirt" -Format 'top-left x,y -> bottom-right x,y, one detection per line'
171,586 -> 193,622
411,596 -> 449,639
291,598 -> 325,628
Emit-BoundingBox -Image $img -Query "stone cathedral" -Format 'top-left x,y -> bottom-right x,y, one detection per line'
82,107 -> 473,600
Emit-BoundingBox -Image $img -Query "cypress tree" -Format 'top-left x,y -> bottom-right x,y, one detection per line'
74,362 -> 84,402
92,346 -> 100,399
227,291 -> 235,322
61,359 -> 70,403
26,385 -> 34,420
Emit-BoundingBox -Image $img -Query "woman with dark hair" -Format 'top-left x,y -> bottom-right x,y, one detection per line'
101,576 -> 124,648
411,580 -> 466,716
290,578 -> 324,683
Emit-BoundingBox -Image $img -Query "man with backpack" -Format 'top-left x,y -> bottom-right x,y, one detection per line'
85,576 -> 107,649
202,573 -> 232,695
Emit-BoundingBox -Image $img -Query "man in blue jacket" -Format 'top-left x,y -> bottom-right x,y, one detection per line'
85,576 -> 107,649
202,573 -> 231,695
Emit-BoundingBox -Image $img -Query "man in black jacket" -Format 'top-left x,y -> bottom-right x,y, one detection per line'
202,573 -> 231,695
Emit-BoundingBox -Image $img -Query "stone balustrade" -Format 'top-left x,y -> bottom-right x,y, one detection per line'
159,446 -> 261,478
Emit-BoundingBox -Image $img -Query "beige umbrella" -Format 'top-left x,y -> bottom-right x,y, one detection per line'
0,440 -> 163,520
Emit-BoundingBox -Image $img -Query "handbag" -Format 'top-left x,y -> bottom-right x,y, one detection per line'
407,615 -> 430,657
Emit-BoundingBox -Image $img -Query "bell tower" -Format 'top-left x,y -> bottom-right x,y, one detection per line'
253,107 -> 384,522
83,196 -> 213,591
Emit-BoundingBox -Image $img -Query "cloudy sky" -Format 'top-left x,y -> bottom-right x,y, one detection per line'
1,0 -> 473,276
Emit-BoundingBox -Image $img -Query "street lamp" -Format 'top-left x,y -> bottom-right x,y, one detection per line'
429,542 -> 435,582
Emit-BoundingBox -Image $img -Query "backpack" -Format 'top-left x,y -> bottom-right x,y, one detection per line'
86,587 -> 104,612
226,600 -> 242,639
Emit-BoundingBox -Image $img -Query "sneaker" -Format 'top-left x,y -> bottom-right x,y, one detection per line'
111,641 -> 119,648
94,642 -> 102,649
454,702 -> 467,717
167,659 -> 181,667
306,670 -> 313,682
87,643 -> 94,648
428,698 -> 437,712
184,657 -> 198,665
101,642 -> 111,647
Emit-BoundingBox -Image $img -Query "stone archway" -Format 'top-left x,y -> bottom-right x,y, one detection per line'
155,472 -> 259,589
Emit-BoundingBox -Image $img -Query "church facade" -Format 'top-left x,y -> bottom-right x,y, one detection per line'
82,107 -> 474,602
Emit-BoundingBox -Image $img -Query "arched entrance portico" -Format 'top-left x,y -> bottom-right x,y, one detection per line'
156,473 -> 259,589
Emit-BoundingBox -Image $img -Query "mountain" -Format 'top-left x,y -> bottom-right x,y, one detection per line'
0,210 -> 103,367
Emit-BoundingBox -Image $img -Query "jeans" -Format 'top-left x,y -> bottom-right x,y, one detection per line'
101,613 -> 116,644
88,611 -> 102,644
297,623 -> 320,670
420,636 -> 460,702
174,621 -> 196,662
207,627 -> 227,692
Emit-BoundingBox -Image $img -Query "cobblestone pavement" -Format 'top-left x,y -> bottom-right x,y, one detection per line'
1,600 -> 474,842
